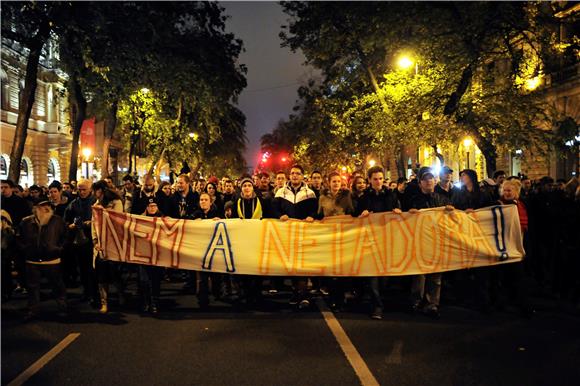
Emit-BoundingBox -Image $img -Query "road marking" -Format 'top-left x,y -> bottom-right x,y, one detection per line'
385,340 -> 404,364
8,333 -> 81,386
316,299 -> 380,386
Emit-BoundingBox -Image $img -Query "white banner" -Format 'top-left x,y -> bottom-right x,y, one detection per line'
93,205 -> 524,276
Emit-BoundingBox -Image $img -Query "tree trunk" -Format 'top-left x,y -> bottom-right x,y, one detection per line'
473,132 -> 497,178
101,100 -> 118,178
147,148 -> 165,177
443,64 -> 473,116
8,21 -> 51,182
67,75 -> 87,181
432,144 -> 445,165
394,146 -> 406,179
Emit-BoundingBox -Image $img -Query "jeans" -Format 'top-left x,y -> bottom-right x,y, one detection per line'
411,273 -> 442,308
368,277 -> 385,311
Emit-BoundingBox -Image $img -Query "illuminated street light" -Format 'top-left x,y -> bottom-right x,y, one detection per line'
368,159 -> 376,167
397,56 -> 414,70
397,55 -> 418,75
82,148 -> 92,179
524,76 -> 541,91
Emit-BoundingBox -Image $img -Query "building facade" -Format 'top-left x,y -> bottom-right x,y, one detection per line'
1,35 -> 72,187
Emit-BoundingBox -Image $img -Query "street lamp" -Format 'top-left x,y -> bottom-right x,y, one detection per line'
463,137 -> 473,169
82,147 -> 92,178
368,159 -> 376,167
397,55 -> 418,75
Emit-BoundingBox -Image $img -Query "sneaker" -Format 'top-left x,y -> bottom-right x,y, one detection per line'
298,299 -> 310,309
371,307 -> 383,320
99,303 -> 108,314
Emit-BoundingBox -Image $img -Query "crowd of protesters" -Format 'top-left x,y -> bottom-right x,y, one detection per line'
1,163 -> 579,322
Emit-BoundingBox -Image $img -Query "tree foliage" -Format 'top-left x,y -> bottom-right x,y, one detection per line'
273,1 -> 575,177
2,1 -> 249,182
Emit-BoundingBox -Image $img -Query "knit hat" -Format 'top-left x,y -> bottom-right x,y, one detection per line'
239,177 -> 254,186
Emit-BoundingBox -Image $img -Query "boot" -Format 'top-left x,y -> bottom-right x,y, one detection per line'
98,284 -> 108,314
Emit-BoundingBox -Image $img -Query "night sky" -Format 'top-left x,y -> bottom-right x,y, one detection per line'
221,1 -> 318,169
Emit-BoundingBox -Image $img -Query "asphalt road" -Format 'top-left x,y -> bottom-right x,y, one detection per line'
2,278 -> 579,386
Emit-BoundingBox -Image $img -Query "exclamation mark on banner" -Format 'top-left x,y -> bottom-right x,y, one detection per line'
491,206 -> 508,261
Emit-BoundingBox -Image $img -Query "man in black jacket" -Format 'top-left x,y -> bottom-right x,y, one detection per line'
434,166 -> 459,201
408,167 -> 453,319
64,179 -> 97,305
357,166 -> 401,320
1,179 -> 31,227
168,174 -> 199,291
168,174 -> 199,219
130,175 -> 156,215
18,201 -> 68,320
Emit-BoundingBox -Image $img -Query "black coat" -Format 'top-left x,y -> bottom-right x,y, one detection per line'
192,207 -> 221,220
168,189 -> 199,219
452,188 -> 493,210
130,189 -> 156,215
356,187 -> 400,215
155,191 -> 173,217
409,191 -> 450,210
